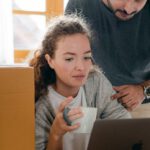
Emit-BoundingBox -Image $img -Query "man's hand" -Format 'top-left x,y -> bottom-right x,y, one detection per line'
111,84 -> 145,111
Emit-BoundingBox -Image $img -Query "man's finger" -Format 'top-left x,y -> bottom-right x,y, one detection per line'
111,91 -> 128,100
121,95 -> 133,103
127,102 -> 138,111
113,85 -> 129,91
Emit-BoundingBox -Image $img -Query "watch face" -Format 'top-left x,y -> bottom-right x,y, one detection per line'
145,86 -> 150,98
146,87 -> 150,96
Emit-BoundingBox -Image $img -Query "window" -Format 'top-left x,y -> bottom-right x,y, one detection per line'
13,0 -> 63,63
64,0 -> 69,9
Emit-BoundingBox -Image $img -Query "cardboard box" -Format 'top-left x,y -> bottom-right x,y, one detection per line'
0,66 -> 35,150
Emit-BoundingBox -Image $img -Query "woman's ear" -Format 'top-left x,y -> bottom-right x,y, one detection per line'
45,54 -> 54,69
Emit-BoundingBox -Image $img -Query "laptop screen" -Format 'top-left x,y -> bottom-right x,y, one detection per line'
88,118 -> 150,150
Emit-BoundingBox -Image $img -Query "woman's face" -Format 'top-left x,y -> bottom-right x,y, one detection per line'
46,33 -> 92,91
102,0 -> 147,21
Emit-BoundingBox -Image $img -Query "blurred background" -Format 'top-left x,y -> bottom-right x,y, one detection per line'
0,0 -> 68,64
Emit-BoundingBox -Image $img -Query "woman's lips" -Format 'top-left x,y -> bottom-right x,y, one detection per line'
72,75 -> 85,80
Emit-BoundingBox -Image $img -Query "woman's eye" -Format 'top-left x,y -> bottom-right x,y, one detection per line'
84,56 -> 92,60
65,58 -> 73,62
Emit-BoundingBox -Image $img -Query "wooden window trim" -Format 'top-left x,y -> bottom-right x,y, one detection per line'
13,0 -> 64,63
13,10 -> 46,15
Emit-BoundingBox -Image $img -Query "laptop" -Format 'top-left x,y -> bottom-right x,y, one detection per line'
87,118 -> 150,150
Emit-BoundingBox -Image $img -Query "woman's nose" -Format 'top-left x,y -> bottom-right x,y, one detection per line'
75,60 -> 84,71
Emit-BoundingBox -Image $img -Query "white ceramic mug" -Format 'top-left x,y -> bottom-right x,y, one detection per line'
72,107 -> 97,133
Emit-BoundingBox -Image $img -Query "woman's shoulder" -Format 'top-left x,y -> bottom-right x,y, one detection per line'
88,65 -> 104,81
36,93 -> 52,111
86,65 -> 112,90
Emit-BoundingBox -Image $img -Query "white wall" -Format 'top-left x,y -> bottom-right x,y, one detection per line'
64,0 -> 69,10
0,0 -> 14,64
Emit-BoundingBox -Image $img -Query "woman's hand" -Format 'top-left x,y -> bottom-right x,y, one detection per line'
51,96 -> 83,138
47,96 -> 83,150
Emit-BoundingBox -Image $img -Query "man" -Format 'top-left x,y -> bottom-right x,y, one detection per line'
65,0 -> 150,111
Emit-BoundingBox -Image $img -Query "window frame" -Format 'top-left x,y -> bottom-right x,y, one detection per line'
13,0 -> 63,63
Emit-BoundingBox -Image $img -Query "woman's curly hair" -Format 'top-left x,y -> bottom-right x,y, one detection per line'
29,14 -> 92,102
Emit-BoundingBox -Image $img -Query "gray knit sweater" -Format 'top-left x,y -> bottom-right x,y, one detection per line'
35,69 -> 131,150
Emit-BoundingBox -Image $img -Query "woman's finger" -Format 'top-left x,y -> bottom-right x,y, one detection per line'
58,96 -> 73,112
68,112 -> 83,121
67,107 -> 82,116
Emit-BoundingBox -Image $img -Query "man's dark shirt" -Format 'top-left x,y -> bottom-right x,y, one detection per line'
65,0 -> 150,86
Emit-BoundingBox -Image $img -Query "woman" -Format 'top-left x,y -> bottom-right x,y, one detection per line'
30,15 -> 131,150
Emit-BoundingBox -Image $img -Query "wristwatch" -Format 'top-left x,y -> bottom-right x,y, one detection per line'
144,85 -> 150,99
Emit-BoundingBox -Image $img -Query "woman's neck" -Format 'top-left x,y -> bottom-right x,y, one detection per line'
53,84 -> 80,98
